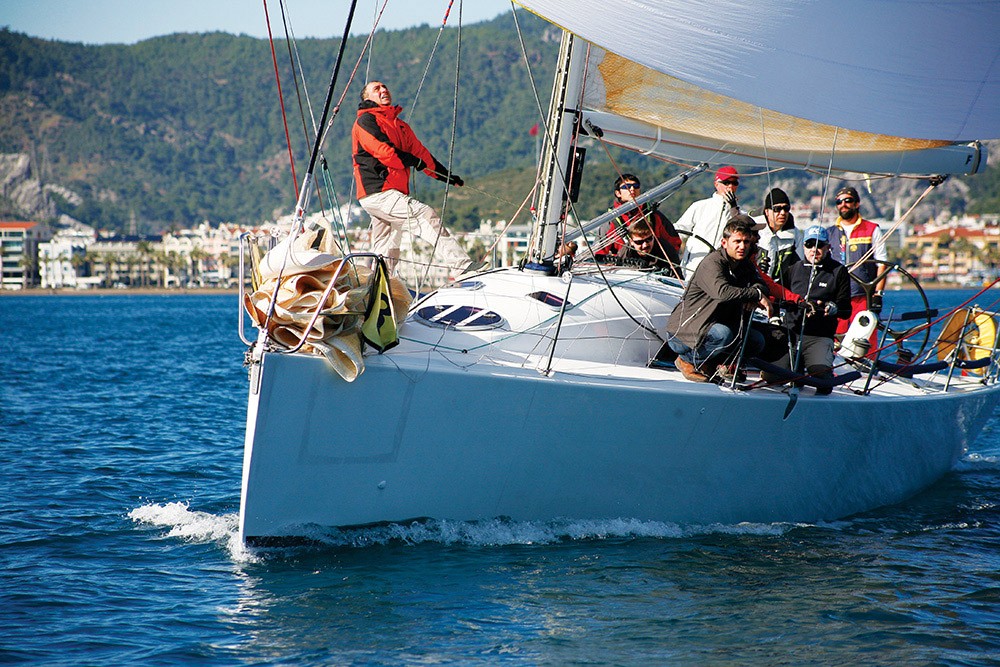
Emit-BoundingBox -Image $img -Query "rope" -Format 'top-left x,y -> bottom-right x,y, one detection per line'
262,0 -> 299,197
844,180 -> 941,272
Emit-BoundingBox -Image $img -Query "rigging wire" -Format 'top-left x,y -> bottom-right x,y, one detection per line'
277,1 -> 314,165
275,1 -> 356,254
418,0 -> 463,291
262,0 -> 299,198
410,0 -> 456,120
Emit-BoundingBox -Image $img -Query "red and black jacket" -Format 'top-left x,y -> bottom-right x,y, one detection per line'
352,101 -> 450,198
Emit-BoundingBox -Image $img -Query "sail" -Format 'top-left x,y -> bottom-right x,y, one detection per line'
515,0 -> 1000,175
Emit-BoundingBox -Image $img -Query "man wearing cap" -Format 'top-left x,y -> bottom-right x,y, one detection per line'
828,186 -> 887,340
753,187 -> 803,280
778,225 -> 851,393
675,165 -> 743,274
664,215 -> 771,383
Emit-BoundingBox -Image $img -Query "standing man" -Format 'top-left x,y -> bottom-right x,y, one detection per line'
665,215 -> 771,383
675,165 -> 742,274
352,80 -> 472,278
828,186 -> 887,338
753,187 -> 803,280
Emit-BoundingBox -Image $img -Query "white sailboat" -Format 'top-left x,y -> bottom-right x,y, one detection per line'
236,1 -> 1000,543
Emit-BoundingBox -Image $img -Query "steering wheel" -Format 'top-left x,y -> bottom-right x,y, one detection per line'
848,260 -> 933,359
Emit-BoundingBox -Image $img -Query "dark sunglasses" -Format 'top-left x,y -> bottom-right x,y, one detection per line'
770,205 -> 790,213
804,239 -> 829,249
631,236 -> 654,245
619,182 -> 640,190
835,197 -> 857,205
720,179 -> 739,186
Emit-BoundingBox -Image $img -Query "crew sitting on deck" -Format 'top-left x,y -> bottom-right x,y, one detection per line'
774,225 -> 852,394
595,173 -> 682,267
607,219 -> 681,272
664,216 -> 772,383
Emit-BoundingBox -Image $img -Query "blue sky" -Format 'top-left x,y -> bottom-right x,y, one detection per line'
1,0 -> 515,44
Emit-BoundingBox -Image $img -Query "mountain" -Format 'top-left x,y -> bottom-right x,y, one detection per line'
1,13 -> 997,236
0,12 -> 559,232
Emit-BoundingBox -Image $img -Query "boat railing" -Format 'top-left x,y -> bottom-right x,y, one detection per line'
275,252 -> 380,355
859,304 -> 1000,391
238,231 -> 380,353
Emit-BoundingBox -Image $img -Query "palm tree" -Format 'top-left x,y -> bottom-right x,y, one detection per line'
70,250 -> 87,286
136,241 -> 153,287
18,253 -> 35,288
189,246 -> 210,287
217,251 -> 238,288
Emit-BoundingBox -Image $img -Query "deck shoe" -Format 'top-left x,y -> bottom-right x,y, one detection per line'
675,357 -> 708,382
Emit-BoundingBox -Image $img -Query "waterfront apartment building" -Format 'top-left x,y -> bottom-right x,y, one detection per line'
0,220 -> 50,290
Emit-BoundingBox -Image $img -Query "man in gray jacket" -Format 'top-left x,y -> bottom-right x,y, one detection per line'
665,216 -> 772,383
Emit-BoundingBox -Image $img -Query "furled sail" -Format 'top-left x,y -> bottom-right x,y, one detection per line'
515,0 -> 1000,175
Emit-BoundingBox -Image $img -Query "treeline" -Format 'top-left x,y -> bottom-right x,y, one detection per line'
0,12 -> 561,232
1,13 -> 997,235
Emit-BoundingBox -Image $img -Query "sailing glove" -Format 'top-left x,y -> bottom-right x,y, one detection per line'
398,150 -> 426,171
446,173 -> 464,187
870,292 -> 883,314
723,191 -> 739,209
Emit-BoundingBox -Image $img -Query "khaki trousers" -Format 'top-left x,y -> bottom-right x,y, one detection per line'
360,189 -> 470,276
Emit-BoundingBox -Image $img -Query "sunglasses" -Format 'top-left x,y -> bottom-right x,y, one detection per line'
804,239 -> 829,249
631,236 -> 654,245
719,179 -> 739,186
835,197 -> 857,205
770,205 -> 790,213
619,183 -> 640,190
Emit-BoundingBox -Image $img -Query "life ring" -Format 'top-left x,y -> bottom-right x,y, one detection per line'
936,307 -> 998,376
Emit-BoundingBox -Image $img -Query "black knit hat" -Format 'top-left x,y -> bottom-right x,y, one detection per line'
763,188 -> 790,210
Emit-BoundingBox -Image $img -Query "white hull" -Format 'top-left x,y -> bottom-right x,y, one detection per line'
238,269 -> 1000,541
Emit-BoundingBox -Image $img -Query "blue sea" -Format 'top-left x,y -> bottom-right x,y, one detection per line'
2,290 -> 1000,665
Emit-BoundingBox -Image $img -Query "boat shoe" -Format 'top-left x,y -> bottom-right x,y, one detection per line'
675,357 -> 709,382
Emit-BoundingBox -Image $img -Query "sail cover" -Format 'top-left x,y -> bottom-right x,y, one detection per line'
515,0 -> 1000,174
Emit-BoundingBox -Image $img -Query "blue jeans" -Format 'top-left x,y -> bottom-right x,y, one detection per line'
668,322 -> 764,369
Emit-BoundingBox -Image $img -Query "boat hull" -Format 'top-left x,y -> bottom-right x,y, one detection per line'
238,349 -> 1000,541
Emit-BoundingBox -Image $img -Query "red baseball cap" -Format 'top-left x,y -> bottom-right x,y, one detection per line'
715,166 -> 739,182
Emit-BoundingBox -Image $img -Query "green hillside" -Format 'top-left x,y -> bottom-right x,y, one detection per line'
1,11 -> 997,235
0,12 -> 562,232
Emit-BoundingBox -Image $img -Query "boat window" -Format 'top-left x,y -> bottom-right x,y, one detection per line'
447,280 -> 485,290
415,305 -> 505,330
527,291 -> 568,309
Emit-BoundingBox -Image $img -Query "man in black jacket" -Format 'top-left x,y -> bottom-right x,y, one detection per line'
779,225 -> 852,393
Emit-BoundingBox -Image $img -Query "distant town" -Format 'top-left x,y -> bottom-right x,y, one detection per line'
2,203 -> 999,291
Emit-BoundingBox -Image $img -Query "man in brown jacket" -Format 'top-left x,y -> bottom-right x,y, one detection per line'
665,216 -> 772,382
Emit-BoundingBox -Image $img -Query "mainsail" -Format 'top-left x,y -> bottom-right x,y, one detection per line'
516,0 -> 1000,175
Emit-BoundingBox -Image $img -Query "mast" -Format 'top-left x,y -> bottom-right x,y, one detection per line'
527,31 -> 586,270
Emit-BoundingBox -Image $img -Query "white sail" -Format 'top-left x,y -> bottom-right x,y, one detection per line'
517,0 -> 1000,174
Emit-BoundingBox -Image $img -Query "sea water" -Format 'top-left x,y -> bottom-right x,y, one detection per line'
2,291 -> 999,665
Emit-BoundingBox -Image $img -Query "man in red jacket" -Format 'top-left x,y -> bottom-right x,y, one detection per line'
352,81 -> 473,278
